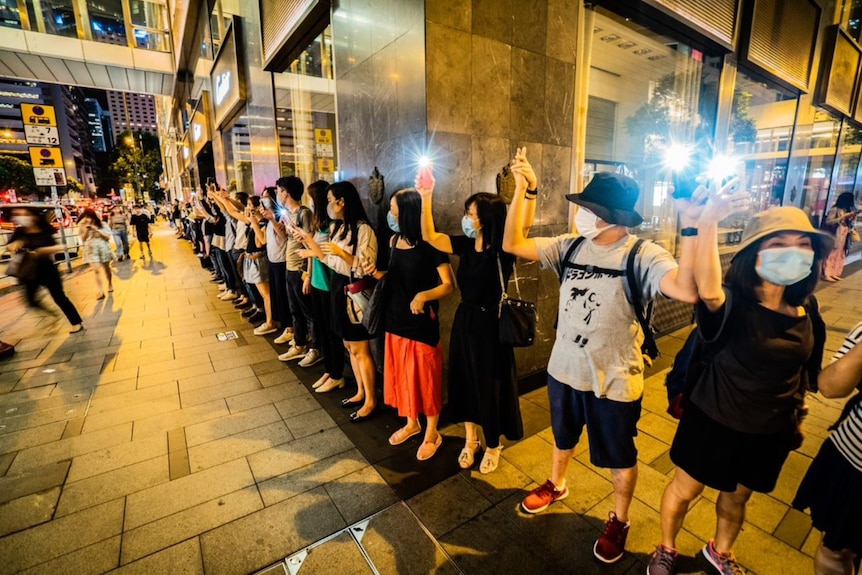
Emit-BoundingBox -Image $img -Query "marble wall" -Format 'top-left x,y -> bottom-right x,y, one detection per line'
334,0 -> 581,378
424,0 -> 579,377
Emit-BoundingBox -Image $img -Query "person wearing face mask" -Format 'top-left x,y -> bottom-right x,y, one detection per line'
417,161 -> 535,473
363,188 -> 454,460
6,207 -> 83,333
503,149 -> 717,564
649,206 -> 832,575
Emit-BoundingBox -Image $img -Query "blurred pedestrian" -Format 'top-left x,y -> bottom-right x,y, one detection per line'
78,208 -> 115,299
130,204 -> 153,260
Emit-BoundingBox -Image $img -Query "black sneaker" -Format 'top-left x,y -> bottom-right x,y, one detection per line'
247,311 -> 266,324
241,308 -> 259,318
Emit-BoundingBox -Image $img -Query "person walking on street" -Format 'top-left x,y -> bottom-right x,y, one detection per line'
108,205 -> 130,261
6,207 -> 84,333
78,208 -> 115,299
130,204 -> 153,260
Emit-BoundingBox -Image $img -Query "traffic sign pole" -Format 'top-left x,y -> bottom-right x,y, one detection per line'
52,188 -> 72,273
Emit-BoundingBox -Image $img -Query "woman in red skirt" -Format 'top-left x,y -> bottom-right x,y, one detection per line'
365,188 -> 454,460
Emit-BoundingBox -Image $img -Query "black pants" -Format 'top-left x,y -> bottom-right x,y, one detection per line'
312,286 -> 343,378
286,269 -> 314,347
25,258 -> 82,326
228,249 -> 247,298
269,261 -> 291,328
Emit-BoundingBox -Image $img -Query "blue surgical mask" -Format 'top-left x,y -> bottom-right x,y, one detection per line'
755,246 -> 815,285
461,215 -> 478,239
387,211 -> 400,233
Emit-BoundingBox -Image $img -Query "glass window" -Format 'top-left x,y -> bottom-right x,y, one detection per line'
841,0 -> 862,42
792,109 -> 842,225
274,26 -> 338,183
0,0 -> 23,29
834,121 -> 861,205
223,117 -> 253,194
721,70 -> 798,241
39,0 -> 78,37
87,0 -> 127,46
586,8 -> 721,254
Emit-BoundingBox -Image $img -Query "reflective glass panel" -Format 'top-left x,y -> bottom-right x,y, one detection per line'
87,0 -> 127,46
39,0 -> 77,37
0,0 -> 22,29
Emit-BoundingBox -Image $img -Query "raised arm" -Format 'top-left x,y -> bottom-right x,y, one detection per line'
503,147 -> 540,261
691,178 -> 750,311
416,166 -> 453,254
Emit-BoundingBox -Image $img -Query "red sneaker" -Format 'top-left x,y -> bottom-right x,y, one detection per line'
519,480 -> 569,514
593,512 -> 630,563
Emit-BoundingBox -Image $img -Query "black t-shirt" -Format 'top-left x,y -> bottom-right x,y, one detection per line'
690,291 -> 816,435
246,219 -> 267,254
10,227 -> 55,251
384,240 -> 449,347
130,214 -> 151,238
450,235 -> 514,309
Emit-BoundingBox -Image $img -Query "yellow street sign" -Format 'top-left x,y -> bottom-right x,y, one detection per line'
314,129 -> 332,144
29,146 -> 63,168
317,158 -> 335,173
21,104 -> 57,127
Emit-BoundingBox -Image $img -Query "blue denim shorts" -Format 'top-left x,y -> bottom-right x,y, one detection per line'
547,375 -> 642,469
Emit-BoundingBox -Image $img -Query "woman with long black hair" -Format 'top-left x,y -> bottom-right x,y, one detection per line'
291,182 -> 378,421
7,207 -> 83,333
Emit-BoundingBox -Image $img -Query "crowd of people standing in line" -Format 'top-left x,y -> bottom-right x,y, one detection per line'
173,150 -> 862,575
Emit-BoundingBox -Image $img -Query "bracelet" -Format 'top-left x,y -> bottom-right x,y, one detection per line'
680,227 -> 698,237
525,188 -> 538,197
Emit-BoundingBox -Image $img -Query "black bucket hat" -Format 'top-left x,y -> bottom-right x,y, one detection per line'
566,173 -> 643,227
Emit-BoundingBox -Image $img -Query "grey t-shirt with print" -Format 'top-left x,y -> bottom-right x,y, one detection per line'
536,233 -> 678,402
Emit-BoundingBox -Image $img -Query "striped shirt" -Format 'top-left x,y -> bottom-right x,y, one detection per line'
830,321 -> 862,472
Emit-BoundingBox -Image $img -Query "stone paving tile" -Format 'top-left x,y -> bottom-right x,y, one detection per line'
177,365 -> 256,394
292,530 -> 372,575
88,382 -> 177,414
499,433 -> 554,484
258,370 -> 301,388
407,474 -> 493,538
773,507 -> 813,550
247,426 -> 355,483
257,448 -> 369,507
772,451 -> 813,504
438,505 -> 566,575
325,464 -> 400,524
0,486 -> 60,536
57,456 -> 169,517
174,340 -> 238,359
0,452 -> 13,476
131,398 -> 230,440
636,412 -> 679,446
15,363 -> 101,391
91,366 -> 140,387
67,433 -> 167,483
226,381 -> 310,414
274,394 -> 326,421
81,396 -> 181,434
140,362 -> 213,388
199,486 -> 346,575
212,349 -> 281,372
108,537 -> 203,575
134,354 -> 211,379
0,384 -> 54,407
250,359 -> 286,376
0,498 -> 124,575
7,423 -> 130,474
15,535 -> 121,575
0,388 -> 90,418
121,485 -> 264,564
284,408 -> 339,439
185,403 -> 282,447
124,458 -> 256,530
180,376 -> 262,408
188,420 -> 293,472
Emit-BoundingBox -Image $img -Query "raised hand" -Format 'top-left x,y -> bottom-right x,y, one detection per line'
699,177 -> 750,224
511,146 -> 537,190
415,164 -> 435,198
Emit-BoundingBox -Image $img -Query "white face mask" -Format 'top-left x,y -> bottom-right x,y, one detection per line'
575,207 -> 602,240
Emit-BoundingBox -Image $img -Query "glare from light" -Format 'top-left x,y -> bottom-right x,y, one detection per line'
662,144 -> 692,172
707,154 -> 738,181
418,156 -> 432,168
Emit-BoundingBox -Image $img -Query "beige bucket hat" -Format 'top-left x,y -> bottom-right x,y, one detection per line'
732,206 -> 835,260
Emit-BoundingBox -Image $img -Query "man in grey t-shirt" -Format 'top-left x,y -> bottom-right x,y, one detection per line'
503,148 -> 700,564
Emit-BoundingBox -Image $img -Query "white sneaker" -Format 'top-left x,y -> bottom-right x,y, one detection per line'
278,345 -> 307,362
298,348 -> 323,367
217,283 -> 226,291
218,290 -> 237,301
253,323 -> 278,336
273,328 -> 294,345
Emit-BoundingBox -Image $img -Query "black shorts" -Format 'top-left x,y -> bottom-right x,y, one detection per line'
670,402 -> 795,493
547,376 -> 641,469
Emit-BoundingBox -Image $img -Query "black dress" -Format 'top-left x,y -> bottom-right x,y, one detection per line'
447,236 -> 523,446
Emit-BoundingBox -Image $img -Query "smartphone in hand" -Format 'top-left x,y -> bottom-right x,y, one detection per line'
416,164 -> 434,190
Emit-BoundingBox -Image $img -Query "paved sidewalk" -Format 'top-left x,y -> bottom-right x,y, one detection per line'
0,223 -> 859,575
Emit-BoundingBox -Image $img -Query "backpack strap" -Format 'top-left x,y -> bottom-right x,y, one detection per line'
557,236 -> 586,279
802,294 -> 826,393
625,238 -> 659,360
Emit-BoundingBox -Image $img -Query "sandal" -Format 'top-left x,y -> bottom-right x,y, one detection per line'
389,425 -> 422,446
458,440 -> 482,469
479,446 -> 502,474
416,434 -> 443,461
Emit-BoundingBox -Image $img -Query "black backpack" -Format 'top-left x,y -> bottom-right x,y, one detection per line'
558,236 -> 659,363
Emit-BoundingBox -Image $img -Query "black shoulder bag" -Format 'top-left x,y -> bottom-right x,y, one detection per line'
497,255 -> 537,347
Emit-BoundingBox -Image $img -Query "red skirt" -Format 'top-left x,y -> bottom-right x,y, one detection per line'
383,332 -> 443,419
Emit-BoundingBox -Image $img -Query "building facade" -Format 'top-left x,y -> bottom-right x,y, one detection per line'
107,90 -> 158,143
159,0 -> 862,378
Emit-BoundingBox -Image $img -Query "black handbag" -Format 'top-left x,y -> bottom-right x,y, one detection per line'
6,250 -> 36,281
362,243 -> 394,336
497,256 -> 536,347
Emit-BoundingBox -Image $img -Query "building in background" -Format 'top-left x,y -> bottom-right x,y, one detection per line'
106,91 -> 158,143
84,98 -> 108,152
